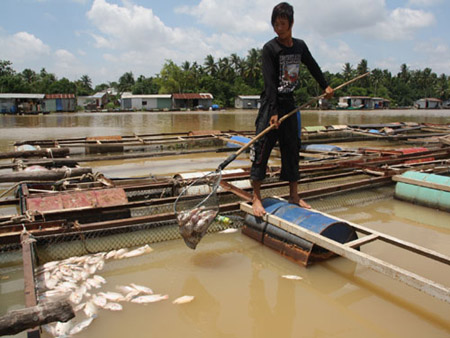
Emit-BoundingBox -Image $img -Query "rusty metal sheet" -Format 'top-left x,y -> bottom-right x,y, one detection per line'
25,188 -> 128,213
94,188 -> 128,207
26,195 -> 63,213
61,190 -> 96,209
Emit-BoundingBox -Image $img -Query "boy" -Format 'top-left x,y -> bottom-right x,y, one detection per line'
250,2 -> 334,217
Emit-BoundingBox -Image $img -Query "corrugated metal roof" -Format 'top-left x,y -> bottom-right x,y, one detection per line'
0,93 -> 45,99
121,94 -> 172,99
172,93 -> 213,100
45,94 -> 75,99
92,92 -> 107,98
238,95 -> 260,100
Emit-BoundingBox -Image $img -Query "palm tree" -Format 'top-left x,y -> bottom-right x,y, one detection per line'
243,48 -> 261,87
342,63 -> 354,81
203,55 -> 217,76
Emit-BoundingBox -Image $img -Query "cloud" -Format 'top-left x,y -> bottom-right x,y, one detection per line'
85,0 -> 258,78
175,0 -> 271,34
368,8 -> 435,40
408,0 -> 443,6
414,39 -> 450,74
0,31 -> 51,64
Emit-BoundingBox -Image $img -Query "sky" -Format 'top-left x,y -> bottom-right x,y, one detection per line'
1,0 -> 450,87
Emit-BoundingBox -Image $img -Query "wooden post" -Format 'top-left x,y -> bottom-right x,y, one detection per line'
0,300 -> 74,336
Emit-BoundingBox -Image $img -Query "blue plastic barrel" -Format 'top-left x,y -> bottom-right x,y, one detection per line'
303,144 -> 342,152
395,171 -> 450,211
244,198 -> 357,265
226,135 -> 251,148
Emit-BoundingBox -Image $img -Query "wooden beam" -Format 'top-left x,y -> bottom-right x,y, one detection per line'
0,300 -> 74,336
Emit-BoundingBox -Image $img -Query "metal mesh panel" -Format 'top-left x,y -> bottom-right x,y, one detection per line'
33,211 -> 243,264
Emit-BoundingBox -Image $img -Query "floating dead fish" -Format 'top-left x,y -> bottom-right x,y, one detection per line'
99,291 -> 125,302
218,228 -> 238,234
104,302 -> 123,311
92,294 -> 107,308
122,244 -> 153,258
130,294 -> 169,304
84,301 -> 98,318
281,275 -> 303,280
130,283 -> 153,295
172,295 -> 195,304
92,275 -> 106,285
69,317 -> 95,336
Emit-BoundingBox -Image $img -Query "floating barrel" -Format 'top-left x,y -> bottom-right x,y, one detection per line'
226,136 -> 251,148
243,198 -> 358,266
394,171 -> 450,212
302,144 -> 342,152
173,169 -> 250,196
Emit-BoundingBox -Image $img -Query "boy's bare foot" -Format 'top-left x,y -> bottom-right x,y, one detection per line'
252,198 -> 266,217
289,197 -> 312,209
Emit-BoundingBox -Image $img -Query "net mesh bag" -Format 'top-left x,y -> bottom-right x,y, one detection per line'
174,170 -> 222,249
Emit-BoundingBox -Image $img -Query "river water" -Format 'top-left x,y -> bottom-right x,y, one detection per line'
0,109 -> 449,338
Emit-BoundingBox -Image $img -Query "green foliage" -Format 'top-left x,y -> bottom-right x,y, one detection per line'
0,57 -> 449,107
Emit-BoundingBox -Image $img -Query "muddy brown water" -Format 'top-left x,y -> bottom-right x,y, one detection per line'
0,109 -> 449,337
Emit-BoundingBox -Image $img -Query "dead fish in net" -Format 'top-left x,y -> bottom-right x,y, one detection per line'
172,295 -> 195,304
177,207 -> 218,249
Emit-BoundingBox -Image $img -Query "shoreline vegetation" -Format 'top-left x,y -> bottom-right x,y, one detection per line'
1,52 -> 450,109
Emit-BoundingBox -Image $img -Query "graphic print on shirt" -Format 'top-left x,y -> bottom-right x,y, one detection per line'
278,54 -> 301,94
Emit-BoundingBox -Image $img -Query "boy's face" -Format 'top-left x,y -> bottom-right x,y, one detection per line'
273,17 -> 292,40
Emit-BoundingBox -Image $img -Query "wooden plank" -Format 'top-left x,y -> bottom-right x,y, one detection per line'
309,206 -> 450,265
345,233 -> 379,248
392,175 -> 450,192
240,202 -> 450,303
20,231 -> 40,337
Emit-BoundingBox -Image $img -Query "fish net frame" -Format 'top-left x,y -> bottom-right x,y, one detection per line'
173,169 -> 222,217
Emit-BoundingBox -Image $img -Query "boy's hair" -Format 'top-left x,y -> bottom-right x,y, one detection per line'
271,2 -> 294,28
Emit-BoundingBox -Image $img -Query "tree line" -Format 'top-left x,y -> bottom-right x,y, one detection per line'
1,50 -> 449,108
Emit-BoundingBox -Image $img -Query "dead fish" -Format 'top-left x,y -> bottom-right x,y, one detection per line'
103,302 -> 123,311
114,248 -> 129,259
281,275 -> 303,280
86,278 -> 102,289
122,244 -> 153,258
99,291 -> 125,302
130,283 -> 153,295
84,301 -> 98,318
172,295 -> 195,304
219,228 -> 238,234
69,289 -> 84,305
105,250 -> 117,260
130,294 -> 168,304
116,285 -> 136,294
54,320 -> 72,337
69,317 -> 95,335
92,294 -> 107,308
92,275 -> 106,285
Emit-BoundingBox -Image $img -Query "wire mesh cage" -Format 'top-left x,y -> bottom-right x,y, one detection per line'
173,170 -> 222,249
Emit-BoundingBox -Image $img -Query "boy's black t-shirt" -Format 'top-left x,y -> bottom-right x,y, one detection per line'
261,37 -> 328,116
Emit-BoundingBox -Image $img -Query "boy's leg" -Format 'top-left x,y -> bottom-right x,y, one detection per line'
251,180 -> 266,217
288,181 -> 311,209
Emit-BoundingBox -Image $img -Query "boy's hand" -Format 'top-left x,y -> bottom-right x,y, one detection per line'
269,114 -> 279,128
324,86 -> 334,99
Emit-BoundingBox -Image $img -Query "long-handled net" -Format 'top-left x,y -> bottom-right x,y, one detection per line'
174,73 -> 370,249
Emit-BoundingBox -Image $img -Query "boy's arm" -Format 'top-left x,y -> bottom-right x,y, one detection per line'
261,43 -> 279,117
301,44 -> 329,90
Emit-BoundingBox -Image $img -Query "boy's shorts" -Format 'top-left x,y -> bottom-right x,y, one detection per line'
250,96 -> 300,182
